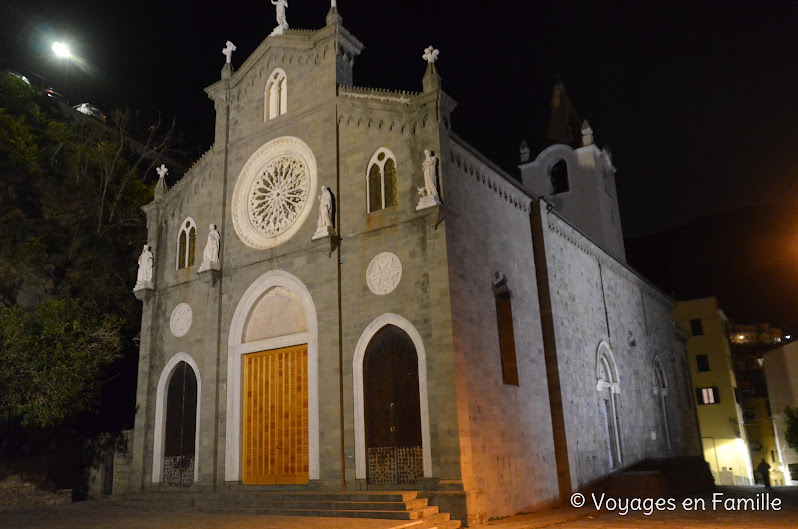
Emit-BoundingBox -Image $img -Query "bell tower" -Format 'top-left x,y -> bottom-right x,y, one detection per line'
519,81 -> 626,263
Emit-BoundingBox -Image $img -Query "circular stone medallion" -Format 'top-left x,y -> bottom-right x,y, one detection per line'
170,303 -> 192,337
232,137 -> 317,249
366,252 -> 402,295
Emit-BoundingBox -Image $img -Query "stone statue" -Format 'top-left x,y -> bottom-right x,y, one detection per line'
422,150 -> 440,198
416,150 -> 442,211
272,0 -> 288,30
312,186 -> 336,240
136,244 -> 153,285
222,41 -> 237,64
422,46 -> 439,64
199,224 -> 221,271
317,186 -> 333,229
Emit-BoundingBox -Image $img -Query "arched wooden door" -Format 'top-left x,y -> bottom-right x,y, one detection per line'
364,325 -> 423,484
163,361 -> 197,486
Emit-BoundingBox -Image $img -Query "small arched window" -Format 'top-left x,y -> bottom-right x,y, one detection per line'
366,148 -> 398,213
264,68 -> 287,121
177,218 -> 197,270
549,158 -> 569,194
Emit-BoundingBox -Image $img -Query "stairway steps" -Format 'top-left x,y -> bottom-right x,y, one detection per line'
200,499 -> 429,511
115,489 -> 459,527
199,506 -> 439,519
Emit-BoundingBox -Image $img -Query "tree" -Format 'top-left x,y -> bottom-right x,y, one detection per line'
0,71 -> 177,433
785,406 -> 798,455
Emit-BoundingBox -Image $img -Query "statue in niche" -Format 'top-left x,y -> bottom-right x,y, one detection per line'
136,244 -> 153,285
199,224 -> 221,271
318,186 -> 333,229
422,149 -> 440,198
416,150 -> 442,210
272,0 -> 288,30
313,186 -> 336,240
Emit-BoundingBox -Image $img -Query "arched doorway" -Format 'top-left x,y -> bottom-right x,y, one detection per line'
152,353 -> 201,484
225,270 -> 319,483
364,325 -> 423,484
163,361 -> 197,486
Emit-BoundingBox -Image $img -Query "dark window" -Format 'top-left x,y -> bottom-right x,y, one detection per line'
494,276 -> 519,386
696,354 -> 710,372
696,387 -> 720,405
690,319 -> 704,336
772,450 -> 776,463
549,159 -> 569,194
790,464 -> 798,481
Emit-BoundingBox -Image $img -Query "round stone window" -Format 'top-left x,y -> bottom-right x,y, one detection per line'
232,137 -> 317,249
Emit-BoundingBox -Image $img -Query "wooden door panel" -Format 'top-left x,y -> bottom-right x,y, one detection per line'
242,345 -> 309,485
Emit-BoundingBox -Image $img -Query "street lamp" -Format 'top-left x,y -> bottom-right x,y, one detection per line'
51,42 -> 70,58
51,41 -> 71,94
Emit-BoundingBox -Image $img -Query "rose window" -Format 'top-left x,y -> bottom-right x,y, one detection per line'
248,156 -> 309,236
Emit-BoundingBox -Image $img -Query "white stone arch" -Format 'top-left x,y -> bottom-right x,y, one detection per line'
176,217 -> 197,269
595,341 -> 622,468
225,269 -> 319,481
366,147 -> 398,212
264,68 -> 287,120
595,340 -> 620,393
152,352 -> 201,483
653,355 -> 672,450
353,313 -> 432,480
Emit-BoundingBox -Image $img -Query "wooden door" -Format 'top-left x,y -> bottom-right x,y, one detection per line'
364,325 -> 423,484
242,345 -> 309,485
163,361 -> 197,486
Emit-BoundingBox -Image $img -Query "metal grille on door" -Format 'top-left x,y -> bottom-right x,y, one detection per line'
163,361 -> 197,486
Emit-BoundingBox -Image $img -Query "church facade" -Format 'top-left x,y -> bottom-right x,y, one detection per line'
127,6 -> 700,524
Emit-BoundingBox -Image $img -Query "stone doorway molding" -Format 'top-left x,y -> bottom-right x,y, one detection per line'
353,313 -> 432,480
225,270 -> 319,482
152,352 -> 201,483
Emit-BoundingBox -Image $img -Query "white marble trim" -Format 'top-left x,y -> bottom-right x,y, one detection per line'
225,270 -> 319,482
352,313 -> 432,480
152,352 -> 201,483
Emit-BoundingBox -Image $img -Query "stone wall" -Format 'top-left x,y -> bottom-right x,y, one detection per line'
444,137 -> 559,522
0,475 -> 71,511
540,203 -> 700,489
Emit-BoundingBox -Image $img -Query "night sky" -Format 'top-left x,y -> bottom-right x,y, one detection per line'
3,1 -> 798,327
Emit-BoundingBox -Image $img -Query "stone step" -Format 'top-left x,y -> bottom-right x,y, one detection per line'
119,490 -> 421,504
199,505 -> 440,519
199,498 -> 429,511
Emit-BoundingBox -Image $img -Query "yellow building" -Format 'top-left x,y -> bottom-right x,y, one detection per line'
674,297 -> 753,485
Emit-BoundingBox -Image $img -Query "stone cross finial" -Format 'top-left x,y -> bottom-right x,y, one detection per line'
222,41 -> 237,64
331,0 -> 337,7
156,164 -> 168,179
422,46 -> 439,64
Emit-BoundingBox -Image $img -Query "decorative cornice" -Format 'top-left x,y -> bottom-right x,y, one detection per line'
543,211 -> 673,307
160,146 -> 215,218
449,141 -> 532,213
338,85 -> 419,104
336,111 -> 429,135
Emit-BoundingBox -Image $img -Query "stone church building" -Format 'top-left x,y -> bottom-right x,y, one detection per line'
127,5 -> 700,525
